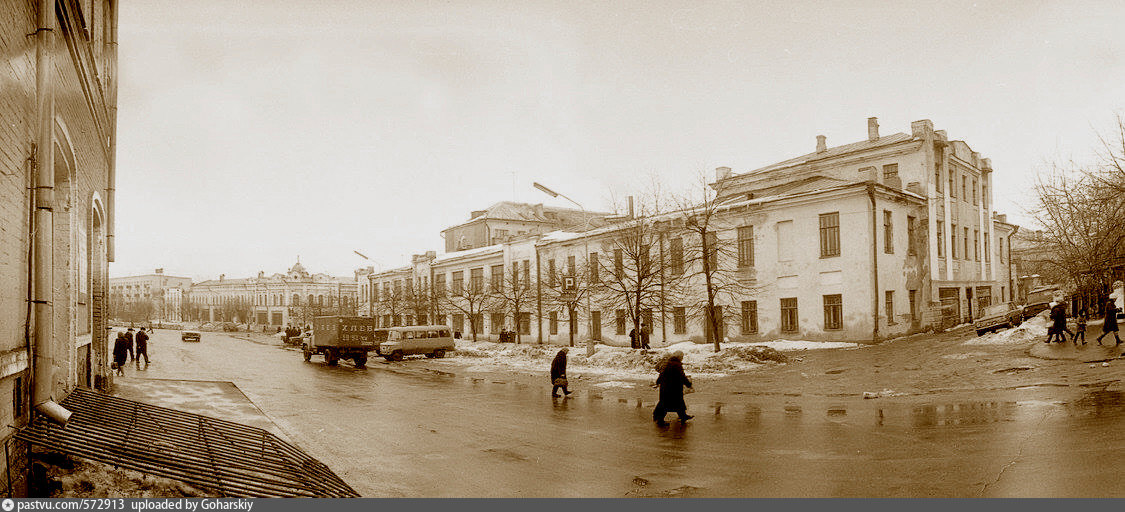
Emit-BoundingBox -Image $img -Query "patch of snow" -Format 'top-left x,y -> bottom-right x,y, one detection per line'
941,351 -> 991,360
593,381 -> 636,389
963,316 -> 1049,346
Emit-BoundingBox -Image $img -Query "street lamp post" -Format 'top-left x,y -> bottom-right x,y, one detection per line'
533,182 -> 596,357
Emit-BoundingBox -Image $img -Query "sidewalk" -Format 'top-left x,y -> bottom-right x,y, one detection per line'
113,378 -> 291,442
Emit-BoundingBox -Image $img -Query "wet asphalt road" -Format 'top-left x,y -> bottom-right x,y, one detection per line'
122,329 -> 1125,497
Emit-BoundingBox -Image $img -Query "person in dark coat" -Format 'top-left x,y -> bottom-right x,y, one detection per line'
629,328 -> 638,349
1096,299 -> 1121,345
640,323 -> 651,350
550,348 -> 571,397
125,328 -> 135,361
112,332 -> 129,376
653,351 -> 693,426
135,327 -> 150,366
1048,302 -> 1072,343
1073,309 -> 1088,345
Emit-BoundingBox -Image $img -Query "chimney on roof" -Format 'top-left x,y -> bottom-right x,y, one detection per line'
628,196 -> 635,219
910,119 -> 933,138
867,117 -> 879,141
219,274 -> 225,282
258,271 -> 265,279
155,268 -> 163,274
715,166 -> 732,181
816,135 -> 827,153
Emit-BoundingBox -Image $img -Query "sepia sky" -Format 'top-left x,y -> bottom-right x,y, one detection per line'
112,0 -> 1125,281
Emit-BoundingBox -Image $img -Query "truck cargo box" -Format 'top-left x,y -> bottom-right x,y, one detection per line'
311,316 -> 377,350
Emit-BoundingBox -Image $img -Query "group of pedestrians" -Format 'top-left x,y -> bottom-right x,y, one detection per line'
548,346 -> 694,427
1045,298 -> 1121,346
112,327 -> 150,375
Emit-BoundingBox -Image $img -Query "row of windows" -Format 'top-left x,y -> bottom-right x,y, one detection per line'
935,221 -> 1007,263
192,294 -> 349,307
934,160 -> 987,209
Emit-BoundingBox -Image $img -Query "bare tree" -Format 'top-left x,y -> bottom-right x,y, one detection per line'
493,263 -> 535,343
541,254 -> 595,346
438,269 -> 494,341
372,284 -> 408,327
403,277 -> 432,325
593,193 -> 682,348
674,173 -> 764,351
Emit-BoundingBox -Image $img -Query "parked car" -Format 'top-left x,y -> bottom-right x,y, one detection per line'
377,325 -> 455,361
181,330 -> 201,342
974,303 -> 1023,336
1020,301 -> 1051,321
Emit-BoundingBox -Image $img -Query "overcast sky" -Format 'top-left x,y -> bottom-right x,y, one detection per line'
112,0 -> 1125,281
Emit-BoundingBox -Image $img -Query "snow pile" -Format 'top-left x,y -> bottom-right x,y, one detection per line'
964,316 -> 1050,346
448,339 -> 850,378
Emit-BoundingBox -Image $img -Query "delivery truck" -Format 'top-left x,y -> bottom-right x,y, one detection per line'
303,316 -> 377,368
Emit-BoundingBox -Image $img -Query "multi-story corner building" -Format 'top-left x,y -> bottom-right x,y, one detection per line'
368,117 -> 1019,346
440,201 -> 611,252
109,269 -> 193,322
189,261 -> 357,328
0,1 -> 118,495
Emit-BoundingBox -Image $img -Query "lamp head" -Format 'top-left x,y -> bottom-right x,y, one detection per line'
533,182 -> 559,198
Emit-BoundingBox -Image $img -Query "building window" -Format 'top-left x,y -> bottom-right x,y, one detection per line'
982,184 -> 988,209
973,230 -> 980,261
936,221 -> 944,257
934,164 -> 942,193
470,267 -> 484,293
972,178 -> 978,205
548,259 -> 556,287
741,300 -> 758,335
962,175 -> 967,201
781,298 -> 799,333
490,264 -> 504,291
670,238 -> 684,275
823,294 -> 842,330
673,307 -> 686,334
453,314 -> 464,333
737,226 -> 754,267
999,237 -> 1005,263
614,249 -> 624,278
885,291 -> 895,325
615,309 -> 626,335
436,314 -> 446,326
519,313 -> 531,335
908,289 -> 917,323
434,273 -> 445,297
490,313 -> 504,333
882,163 -> 898,180
591,310 -> 601,339
549,312 -> 558,335
949,171 -> 956,198
907,216 -> 916,255
522,260 -> 530,289
452,271 -> 464,295
589,253 -> 599,283
819,212 -> 840,258
985,236 -> 991,263
951,224 -> 957,259
292,294 -> 300,305
964,227 -> 970,260
883,210 -> 894,254
567,255 -> 576,276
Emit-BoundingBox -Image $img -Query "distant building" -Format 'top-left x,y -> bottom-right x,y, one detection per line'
109,269 -> 193,323
189,261 -> 357,327
440,201 -> 612,252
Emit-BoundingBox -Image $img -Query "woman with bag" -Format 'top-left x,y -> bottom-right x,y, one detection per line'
550,348 -> 571,397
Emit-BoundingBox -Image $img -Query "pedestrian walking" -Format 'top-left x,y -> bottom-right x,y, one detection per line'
1096,299 -> 1122,345
629,328 -> 638,349
550,348 -> 571,397
125,328 -> 135,361
652,351 -> 693,426
112,332 -> 129,376
135,327 -> 150,366
1049,302 -> 1072,343
1073,309 -> 1088,345
640,323 -> 651,350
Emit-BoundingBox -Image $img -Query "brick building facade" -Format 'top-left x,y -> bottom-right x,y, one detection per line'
0,1 -> 117,496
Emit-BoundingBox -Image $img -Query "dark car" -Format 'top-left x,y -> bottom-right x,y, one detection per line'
974,303 -> 1024,336
1020,302 -> 1051,321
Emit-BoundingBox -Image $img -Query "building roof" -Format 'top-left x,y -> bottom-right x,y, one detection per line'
734,132 -> 914,179
442,201 -> 612,232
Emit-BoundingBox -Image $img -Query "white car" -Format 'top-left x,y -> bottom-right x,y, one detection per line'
377,326 -> 455,361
